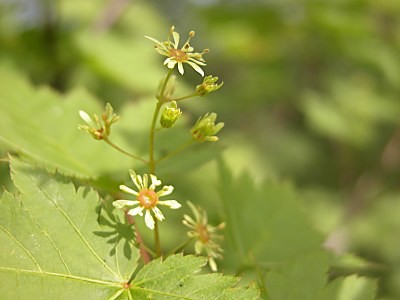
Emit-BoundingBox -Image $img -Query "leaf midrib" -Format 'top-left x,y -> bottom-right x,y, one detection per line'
0,267 -> 120,286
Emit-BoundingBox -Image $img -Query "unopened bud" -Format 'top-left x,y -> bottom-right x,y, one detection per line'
191,112 -> 224,142
160,101 -> 182,128
196,75 -> 224,96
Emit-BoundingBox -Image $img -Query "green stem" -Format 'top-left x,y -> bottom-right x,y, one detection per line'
149,102 -> 163,174
155,140 -> 195,164
149,69 -> 174,258
171,92 -> 199,102
154,219 -> 161,257
157,69 -> 174,102
104,137 -> 148,164
149,69 -> 174,174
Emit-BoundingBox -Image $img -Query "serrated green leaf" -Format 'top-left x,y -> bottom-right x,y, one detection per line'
1,158 -> 259,299
0,158 -> 139,299
129,254 -> 259,299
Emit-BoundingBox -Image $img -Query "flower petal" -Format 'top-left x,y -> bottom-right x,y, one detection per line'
157,185 -> 174,197
127,206 -> 144,216
186,61 -> 204,76
144,210 -> 155,230
187,201 -> 201,221
167,59 -> 177,69
113,200 -> 139,209
155,47 -> 169,56
136,174 -> 144,189
183,214 -> 196,226
79,110 -> 96,127
178,62 -> 184,75
164,57 -> 171,65
194,240 -> 204,255
172,31 -> 180,48
119,185 -> 138,196
149,174 -> 162,190
188,57 -> 207,66
143,174 -> 148,189
144,35 -> 163,46
208,257 -> 218,272
159,200 -> 181,209
152,206 -> 165,221
129,169 -> 142,190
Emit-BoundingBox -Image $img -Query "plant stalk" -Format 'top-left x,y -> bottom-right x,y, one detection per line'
104,137 -> 148,164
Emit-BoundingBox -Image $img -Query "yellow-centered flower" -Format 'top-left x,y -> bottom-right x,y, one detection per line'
145,26 -> 208,76
113,170 -> 181,230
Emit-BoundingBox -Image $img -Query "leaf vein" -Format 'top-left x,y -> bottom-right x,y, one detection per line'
0,266 -> 120,286
31,177 -> 120,280
0,224 -> 43,273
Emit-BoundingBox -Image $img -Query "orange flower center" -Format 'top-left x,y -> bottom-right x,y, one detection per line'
137,189 -> 158,209
169,48 -> 188,62
197,224 -> 210,243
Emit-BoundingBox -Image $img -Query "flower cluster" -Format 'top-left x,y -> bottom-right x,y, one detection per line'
80,26 -> 226,269
145,26 -> 208,76
183,201 -> 225,271
78,103 -> 119,140
113,170 -> 181,230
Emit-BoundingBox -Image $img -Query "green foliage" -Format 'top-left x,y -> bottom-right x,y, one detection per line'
0,0 -> 398,298
130,255 -> 259,299
218,161 -> 323,263
0,67 -> 132,179
218,162 -> 377,299
0,158 -> 138,299
0,158 -> 258,299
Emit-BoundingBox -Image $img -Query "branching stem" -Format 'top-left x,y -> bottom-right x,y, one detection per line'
104,137 -> 148,164
156,140 -> 195,164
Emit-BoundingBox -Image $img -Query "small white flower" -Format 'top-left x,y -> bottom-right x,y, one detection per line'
145,26 -> 208,76
113,170 -> 181,230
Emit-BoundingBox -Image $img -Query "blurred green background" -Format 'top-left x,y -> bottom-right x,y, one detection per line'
1,0 -> 400,298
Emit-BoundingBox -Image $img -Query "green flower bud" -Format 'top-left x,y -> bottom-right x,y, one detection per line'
191,112 -> 224,142
78,103 -> 119,140
196,75 -> 223,96
159,101 -> 182,128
